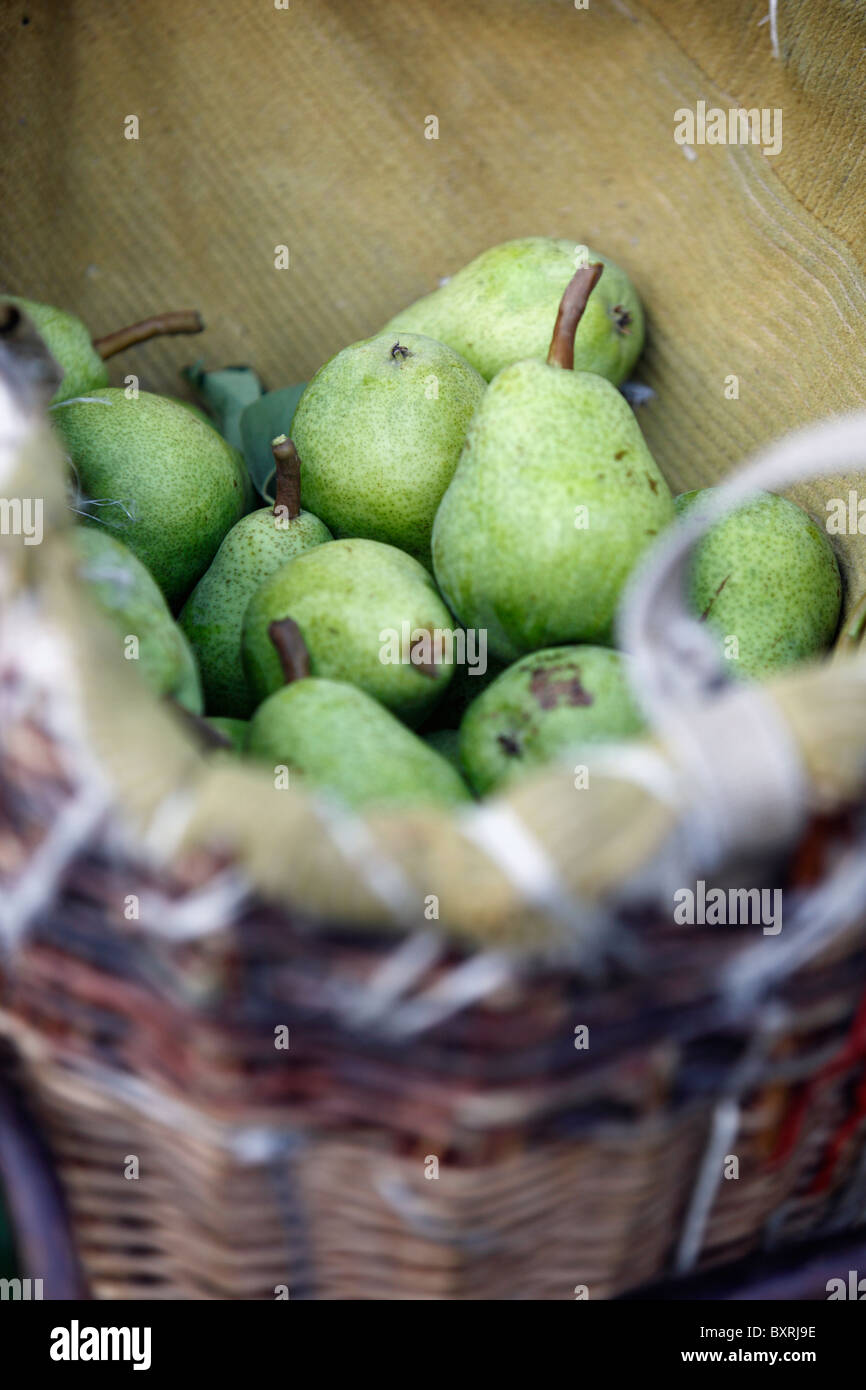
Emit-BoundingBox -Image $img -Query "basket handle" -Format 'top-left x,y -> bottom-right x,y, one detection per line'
601,411 -> 866,864
618,410 -> 866,730
0,1077 -> 88,1299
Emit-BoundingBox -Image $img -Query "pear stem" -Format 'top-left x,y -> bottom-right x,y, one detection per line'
271,436 -> 302,520
93,310 -> 204,360
546,263 -> 604,370
269,617 -> 310,685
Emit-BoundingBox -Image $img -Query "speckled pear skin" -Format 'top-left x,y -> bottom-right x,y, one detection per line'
7,296 -> 109,404
432,364 -> 674,663
242,538 -> 456,725
291,332 -> 485,568
382,238 -> 644,385
675,489 -> 842,678
179,506 -> 332,718
71,526 -> 202,712
247,677 -> 470,811
459,645 -> 645,796
54,390 -> 249,607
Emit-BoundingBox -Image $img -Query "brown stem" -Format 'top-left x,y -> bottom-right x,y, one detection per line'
269,617 -> 310,684
93,310 -> 204,360
271,435 -> 302,520
546,263 -> 604,370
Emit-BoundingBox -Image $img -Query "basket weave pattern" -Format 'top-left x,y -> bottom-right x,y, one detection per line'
3,704 -> 866,1298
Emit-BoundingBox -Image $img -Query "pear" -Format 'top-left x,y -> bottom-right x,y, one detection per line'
5,300 -> 205,405
382,238 -> 644,385
71,526 -> 202,712
5,298 -> 109,403
291,332 -> 484,568
54,389 -> 249,606
243,537 -> 456,724
432,263 -> 673,663
247,621 -> 469,810
180,438 -> 331,717
459,645 -> 645,795
173,398 -> 215,426
676,489 -> 842,678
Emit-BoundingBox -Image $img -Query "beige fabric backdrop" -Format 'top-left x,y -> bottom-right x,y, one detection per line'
1,0 -> 865,587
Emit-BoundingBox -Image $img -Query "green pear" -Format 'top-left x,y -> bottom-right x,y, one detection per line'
54,389 -> 249,606
71,526 -> 202,712
432,264 -> 674,663
172,397 -> 255,511
173,398 -> 215,426
382,238 -> 644,385
675,489 -> 842,678
206,716 -> 249,752
460,645 -> 645,795
5,297 -> 109,404
180,438 -> 331,717
6,300 -> 206,406
243,537 -> 456,724
249,678 -> 470,810
291,332 -> 484,567
247,621 -> 468,811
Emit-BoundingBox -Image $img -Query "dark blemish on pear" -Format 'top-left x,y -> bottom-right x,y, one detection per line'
529,667 -> 593,710
390,342 -> 412,360
646,474 -> 658,493
614,450 -> 626,460
498,733 -> 522,758
700,574 -> 731,622
410,629 -> 439,679
612,305 -> 633,335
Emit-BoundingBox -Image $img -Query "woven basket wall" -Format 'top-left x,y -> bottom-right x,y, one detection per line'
1,0 -> 866,1299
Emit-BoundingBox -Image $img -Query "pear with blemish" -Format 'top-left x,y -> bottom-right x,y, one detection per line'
432,263 -> 674,663
243,537 -> 456,725
291,332 -> 485,567
382,237 -> 644,384
247,621 -> 470,810
180,438 -> 331,717
459,645 -> 645,795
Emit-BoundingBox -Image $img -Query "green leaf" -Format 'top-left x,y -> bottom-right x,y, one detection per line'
239,385 -> 307,502
182,363 -> 264,452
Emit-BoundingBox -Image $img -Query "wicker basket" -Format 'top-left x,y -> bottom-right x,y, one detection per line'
2,0 -> 866,1300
